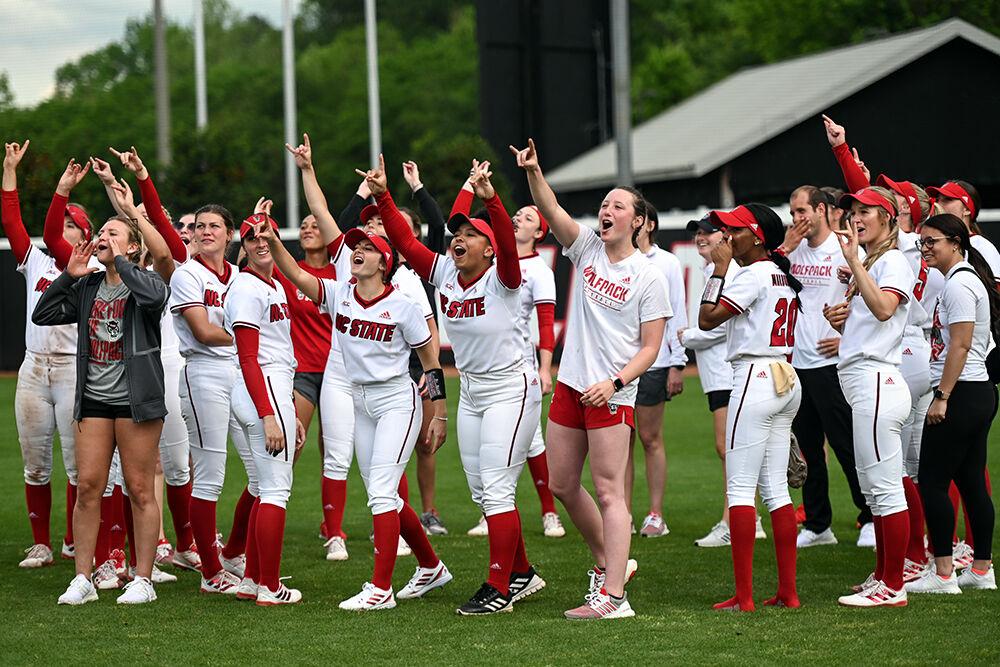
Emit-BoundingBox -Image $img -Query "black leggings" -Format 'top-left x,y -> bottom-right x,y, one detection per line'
918,381 -> 997,561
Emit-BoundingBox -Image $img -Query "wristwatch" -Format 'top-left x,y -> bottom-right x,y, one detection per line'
612,376 -> 625,392
933,388 -> 950,401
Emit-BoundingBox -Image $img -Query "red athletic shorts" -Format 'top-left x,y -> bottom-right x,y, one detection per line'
548,382 -> 635,430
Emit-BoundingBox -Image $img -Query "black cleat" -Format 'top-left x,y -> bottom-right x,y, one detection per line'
456,582 -> 513,615
508,567 -> 546,602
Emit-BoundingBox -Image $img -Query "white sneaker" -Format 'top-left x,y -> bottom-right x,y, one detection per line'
754,516 -> 767,540
339,582 -> 396,611
155,541 -> 174,567
94,560 -> 121,590
129,565 -> 177,584
588,558 -> 638,597
953,541 -> 975,571
19,544 -> 54,569
221,553 -> 246,578
61,541 -> 75,560
850,572 -> 878,593
397,561 -> 453,599
200,569 -> 240,594
905,569 -> 961,594
564,590 -> 635,619
957,565 -> 996,590
172,548 -> 201,572
797,527 -> 838,548
467,516 -> 489,536
257,583 -> 302,606
639,513 -> 669,538
117,576 -> 157,604
397,537 -> 411,557
857,522 -> 876,548
903,558 -> 929,583
838,580 -> 908,607
542,512 -> 565,538
236,577 -> 259,600
324,536 -> 349,562
695,522 -> 731,548
57,573 -> 98,606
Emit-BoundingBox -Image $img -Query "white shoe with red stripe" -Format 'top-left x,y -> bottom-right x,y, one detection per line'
221,553 -> 246,578
397,561 -> 452,600
838,581 -> 908,607
339,582 -> 396,611
564,589 -> 635,620
172,547 -> 201,572
236,577 -> 259,601
587,558 -> 638,598
850,572 -> 878,594
200,569 -> 240,595
903,558 -> 929,584
953,541 -> 975,571
905,569 -> 962,594
257,583 -> 302,606
18,544 -> 53,569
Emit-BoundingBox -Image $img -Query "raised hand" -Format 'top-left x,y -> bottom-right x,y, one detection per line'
90,157 -> 116,185
402,161 -> 422,191
109,178 -> 138,215
4,139 -> 30,172
469,159 -> 495,200
252,216 -> 277,246
109,146 -> 148,179
851,147 -> 870,182
832,218 -> 861,263
354,153 -> 387,197
821,114 -> 846,148
107,234 -> 126,259
284,133 -> 313,171
781,217 -> 811,254
709,235 -> 734,268
66,240 -> 98,278
509,138 -> 539,171
253,196 -> 274,216
56,158 -> 91,196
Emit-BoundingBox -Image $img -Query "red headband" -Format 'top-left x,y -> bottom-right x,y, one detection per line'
66,204 -> 92,241
875,175 -> 923,225
529,206 -> 549,238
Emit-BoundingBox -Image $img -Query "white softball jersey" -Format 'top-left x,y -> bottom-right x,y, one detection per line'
319,279 -> 431,385
169,256 -> 237,358
223,269 -> 296,369
679,262 -> 737,393
393,264 -> 434,319
18,245 -> 78,355
970,234 -> 1000,283
787,233 -> 851,369
929,261 -> 995,384
898,231 -> 945,332
719,259 -> 799,362
644,245 -> 688,369
559,223 -> 672,406
837,249 -> 914,369
516,252 -> 557,366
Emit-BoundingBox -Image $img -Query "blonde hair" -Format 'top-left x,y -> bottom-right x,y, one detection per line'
845,185 -> 898,299
107,215 -> 145,264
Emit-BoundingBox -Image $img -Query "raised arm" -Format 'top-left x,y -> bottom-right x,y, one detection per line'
285,133 -> 345,245
510,139 -> 579,248
403,161 -> 447,253
109,146 -> 187,263
253,215 -> 322,303
45,158 -> 90,268
470,160 -> 520,289
107,177 -> 175,282
450,177 -> 474,219
822,115 -> 870,193
337,179 -> 370,234
2,140 -> 32,263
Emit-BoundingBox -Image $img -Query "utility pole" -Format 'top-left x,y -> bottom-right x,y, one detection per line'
364,0 -> 382,168
193,0 -> 208,129
282,0 -> 300,226
610,0 -> 632,185
153,0 -> 171,176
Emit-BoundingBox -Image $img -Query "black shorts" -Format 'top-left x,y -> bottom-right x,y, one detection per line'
636,367 -> 669,406
293,372 -> 323,407
80,396 -> 133,420
706,390 -> 731,413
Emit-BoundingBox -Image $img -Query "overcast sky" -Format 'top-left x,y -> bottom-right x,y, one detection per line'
0,0 -> 289,107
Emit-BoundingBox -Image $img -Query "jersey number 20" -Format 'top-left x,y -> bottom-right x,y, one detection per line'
770,298 -> 799,347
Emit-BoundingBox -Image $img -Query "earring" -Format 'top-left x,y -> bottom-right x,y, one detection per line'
754,240 -> 761,246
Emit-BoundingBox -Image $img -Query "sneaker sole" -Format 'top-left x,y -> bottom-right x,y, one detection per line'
798,538 -> 838,548
838,598 -> 908,607
19,560 -> 54,569
565,608 -> 636,620
172,558 -> 201,572
325,552 -> 349,562
511,577 -> 546,603
339,601 -> 397,611
640,530 -> 669,538
257,597 -> 302,606
236,591 -> 258,601
544,530 -> 566,538
398,570 -> 453,600
456,604 -> 513,616
58,593 -> 98,606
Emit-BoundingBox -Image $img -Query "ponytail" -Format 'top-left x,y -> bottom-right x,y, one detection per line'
967,247 -> 1000,344
743,202 -> 804,309
769,249 -> 804,310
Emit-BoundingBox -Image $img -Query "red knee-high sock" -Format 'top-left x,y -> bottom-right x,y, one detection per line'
765,504 -> 799,607
165,481 -> 194,550
485,510 -> 520,596
244,498 -> 261,583
397,473 -> 410,506
64,481 -> 76,546
949,482 -> 961,543
95,495 -> 113,565
123,498 -> 137,567
190,497 -> 222,578
715,506 -> 756,611
322,476 -> 348,540
399,502 -> 439,569
110,486 -> 126,553
372,510 -> 400,590
902,477 -> 927,563
24,483 -> 52,547
881,509 -> 909,591
222,487 -> 255,559
512,509 -> 531,572
873,515 -> 885,582
256,503 -> 287,592
527,453 -> 558,515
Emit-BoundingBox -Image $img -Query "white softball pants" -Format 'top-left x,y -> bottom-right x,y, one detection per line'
15,351 -> 77,485
319,352 -> 354,481
158,352 -> 190,486
899,331 -> 932,481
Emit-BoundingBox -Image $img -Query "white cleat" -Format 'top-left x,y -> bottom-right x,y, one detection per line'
110,548 -> 127,578
339,582 -> 396,611
754,516 -> 767,540
155,541 -> 174,567
797,528 -> 838,548
61,541 -> 75,560
94,560 -> 122,590
117,576 -> 157,604
397,561 -> 453,599
236,577 -> 260,601
19,544 -> 54,569
639,513 -> 669,538
902,558 -> 929,584
838,581 -> 908,607
200,569 -> 241,595
172,548 -> 201,572
588,559 -> 638,597
695,522 -> 731,548
905,569 -> 961,594
564,590 -> 635,620
324,536 -> 349,562
856,522 -> 876,548
397,537 -> 411,558
257,583 -> 302,606
953,541 -> 975,571
129,565 -> 177,584
850,572 -> 878,594
58,574 -> 99,606
542,512 -> 565,538
221,553 -> 246,578
508,566 -> 546,602
957,565 -> 997,591
467,515 -> 489,536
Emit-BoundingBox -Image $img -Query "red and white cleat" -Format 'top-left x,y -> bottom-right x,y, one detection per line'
339,582 -> 396,611
564,589 -> 635,620
257,583 -> 302,606
397,561 -> 452,599
200,569 -> 240,595
838,581 -> 908,607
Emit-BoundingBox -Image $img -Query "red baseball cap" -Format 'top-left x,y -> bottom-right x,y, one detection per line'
529,205 -> 549,238
240,213 -> 279,240
65,203 -> 91,240
447,213 -> 497,248
838,188 -> 898,217
709,205 -> 764,242
344,228 -> 394,275
875,175 -> 923,224
926,181 -> 976,219
360,204 -> 381,225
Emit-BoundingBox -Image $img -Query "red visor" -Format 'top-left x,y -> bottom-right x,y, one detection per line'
838,188 -> 897,217
927,182 -> 976,219
875,175 -> 923,225
360,204 -> 380,225
344,228 -> 394,275
447,213 -> 497,248
66,204 -> 92,241
529,206 -> 550,238
240,213 -> 279,239
709,205 -> 764,242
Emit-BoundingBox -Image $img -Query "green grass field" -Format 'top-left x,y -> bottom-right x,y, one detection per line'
1,375 -> 998,665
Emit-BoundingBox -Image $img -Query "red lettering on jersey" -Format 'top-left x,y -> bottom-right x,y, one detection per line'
440,296 -> 486,319
34,277 -> 53,293
913,259 -> 928,302
770,298 -> 799,347
790,263 -> 833,278
582,266 -> 631,301
340,316 -> 397,342
335,313 -> 350,334
268,303 -> 291,323
203,289 -> 222,307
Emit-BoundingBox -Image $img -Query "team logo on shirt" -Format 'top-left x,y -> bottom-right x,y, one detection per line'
581,266 -> 630,310
203,289 -> 223,307
439,295 -> 486,319
334,314 -> 396,341
34,277 -> 54,293
269,303 -> 291,322
379,310 -> 392,320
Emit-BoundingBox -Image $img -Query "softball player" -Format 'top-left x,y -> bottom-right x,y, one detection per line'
2,145 -> 87,567
927,180 -> 1000,283
262,221 -> 450,611
512,139 -> 669,620
698,204 -> 803,612
169,203 -> 259,594
363,155 -> 544,616
825,187 -> 914,608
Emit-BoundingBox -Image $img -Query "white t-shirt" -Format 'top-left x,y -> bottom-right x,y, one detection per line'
516,252 -> 557,367
559,223 -> 671,406
787,233 -> 850,369
224,269 -> 295,370
679,262 -> 736,393
719,259 -> 798,362
18,245 -> 78,355
644,246 -> 688,369
169,255 -> 237,358
970,234 -> 1000,284
319,279 -> 431,384
929,261 -> 995,383
837,249 -> 914,369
